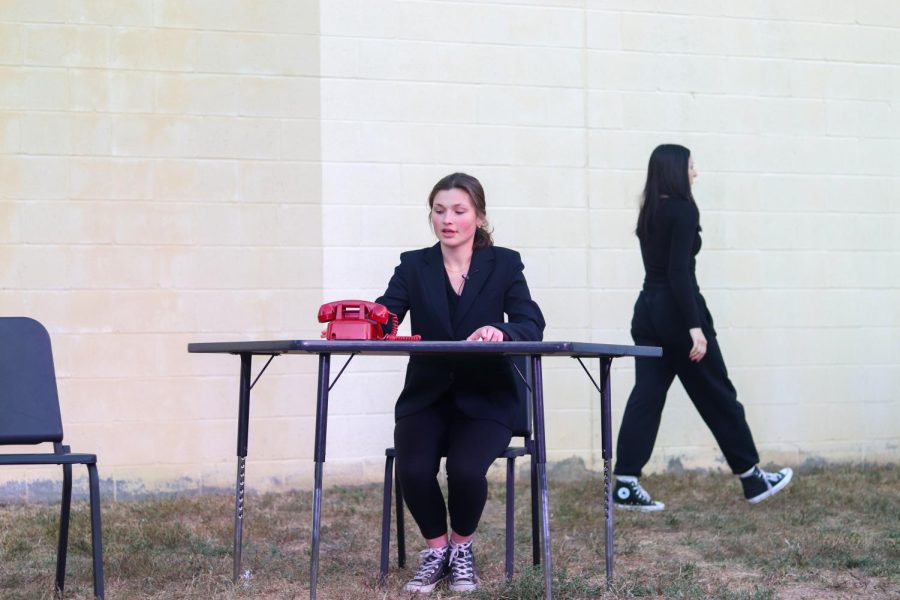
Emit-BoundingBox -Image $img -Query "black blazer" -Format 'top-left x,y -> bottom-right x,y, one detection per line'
376,243 -> 545,429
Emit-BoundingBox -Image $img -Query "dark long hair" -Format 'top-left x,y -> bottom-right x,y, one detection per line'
428,172 -> 494,248
636,144 -> 695,240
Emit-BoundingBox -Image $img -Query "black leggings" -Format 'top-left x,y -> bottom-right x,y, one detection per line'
394,397 -> 512,539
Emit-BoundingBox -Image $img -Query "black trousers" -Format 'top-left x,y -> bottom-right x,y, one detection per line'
394,395 -> 512,539
615,289 -> 760,477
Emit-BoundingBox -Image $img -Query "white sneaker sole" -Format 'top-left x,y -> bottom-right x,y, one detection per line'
614,502 -> 665,512
747,468 -> 793,504
403,575 -> 447,594
449,582 -> 478,592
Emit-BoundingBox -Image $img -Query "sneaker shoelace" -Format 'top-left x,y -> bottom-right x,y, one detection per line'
410,548 -> 446,583
744,468 -> 780,493
448,543 -> 475,582
631,481 -> 653,503
759,468 -> 783,486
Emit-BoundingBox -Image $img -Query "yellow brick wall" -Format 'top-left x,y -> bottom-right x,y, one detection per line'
0,0 -> 326,499
586,1 -> 900,472
1,1 -> 897,498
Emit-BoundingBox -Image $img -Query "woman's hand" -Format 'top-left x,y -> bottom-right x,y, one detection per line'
467,326 -> 506,342
688,327 -> 707,362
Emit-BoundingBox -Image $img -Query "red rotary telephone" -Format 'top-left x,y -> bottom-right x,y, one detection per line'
318,300 -> 421,341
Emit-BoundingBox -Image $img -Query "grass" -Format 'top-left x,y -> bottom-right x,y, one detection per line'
0,464 -> 898,599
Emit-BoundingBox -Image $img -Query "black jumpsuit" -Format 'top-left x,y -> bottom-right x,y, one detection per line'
614,196 -> 760,477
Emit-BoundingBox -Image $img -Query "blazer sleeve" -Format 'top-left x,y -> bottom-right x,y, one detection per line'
375,254 -> 411,327
493,251 -> 545,342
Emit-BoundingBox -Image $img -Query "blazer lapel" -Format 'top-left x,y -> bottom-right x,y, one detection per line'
453,246 -> 495,330
421,243 -> 453,337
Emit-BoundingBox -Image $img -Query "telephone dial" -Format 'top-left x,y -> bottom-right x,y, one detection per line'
318,300 -> 421,341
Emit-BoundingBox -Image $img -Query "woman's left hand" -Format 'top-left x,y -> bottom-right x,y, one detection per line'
467,326 -> 506,342
688,327 -> 707,362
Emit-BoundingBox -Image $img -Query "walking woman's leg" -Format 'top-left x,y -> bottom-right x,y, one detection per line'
675,334 -> 760,474
615,293 -> 677,477
614,355 -> 677,476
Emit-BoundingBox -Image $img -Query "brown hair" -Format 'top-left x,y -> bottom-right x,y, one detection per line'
427,172 -> 494,248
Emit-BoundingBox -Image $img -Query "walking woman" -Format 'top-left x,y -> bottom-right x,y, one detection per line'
376,173 -> 545,592
613,144 -> 793,511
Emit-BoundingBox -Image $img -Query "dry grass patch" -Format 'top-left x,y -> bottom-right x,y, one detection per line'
0,465 -> 897,599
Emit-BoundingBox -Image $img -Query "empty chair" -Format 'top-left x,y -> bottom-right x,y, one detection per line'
0,317 -> 105,599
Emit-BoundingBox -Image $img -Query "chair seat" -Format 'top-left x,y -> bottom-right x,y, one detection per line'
499,446 -> 529,458
0,453 -> 97,466
384,445 -> 528,458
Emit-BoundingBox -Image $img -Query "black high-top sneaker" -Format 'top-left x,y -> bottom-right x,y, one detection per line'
740,466 -> 793,504
403,545 -> 449,594
613,477 -> 665,512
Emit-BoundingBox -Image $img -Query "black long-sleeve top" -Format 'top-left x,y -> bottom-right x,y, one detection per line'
640,195 -> 702,328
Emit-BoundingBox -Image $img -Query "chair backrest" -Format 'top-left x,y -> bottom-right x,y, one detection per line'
0,317 -> 64,445
508,356 -> 533,439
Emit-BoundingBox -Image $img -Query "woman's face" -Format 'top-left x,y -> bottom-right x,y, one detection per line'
431,188 -> 484,250
688,156 -> 697,187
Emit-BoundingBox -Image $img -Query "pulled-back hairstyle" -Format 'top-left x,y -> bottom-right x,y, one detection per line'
636,144 -> 695,240
428,172 -> 494,248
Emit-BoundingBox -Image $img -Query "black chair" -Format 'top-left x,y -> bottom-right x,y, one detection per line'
379,357 -> 539,582
0,317 -> 105,599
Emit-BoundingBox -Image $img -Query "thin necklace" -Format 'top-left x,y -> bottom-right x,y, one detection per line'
444,264 -> 468,295
455,274 -> 466,295
444,257 -> 470,295
444,263 -> 469,274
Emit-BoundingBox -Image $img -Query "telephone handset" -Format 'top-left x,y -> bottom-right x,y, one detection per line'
318,300 -> 421,341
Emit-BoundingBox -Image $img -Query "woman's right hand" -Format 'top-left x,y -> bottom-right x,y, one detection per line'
466,325 -> 506,342
688,327 -> 707,362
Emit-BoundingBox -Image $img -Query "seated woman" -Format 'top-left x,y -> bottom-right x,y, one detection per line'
376,172 -> 545,594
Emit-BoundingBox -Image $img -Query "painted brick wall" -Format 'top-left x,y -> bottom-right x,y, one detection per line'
0,0 -> 326,499
1,1 -> 897,498
318,0 -> 592,484
319,0 -> 899,481
585,0 -> 900,472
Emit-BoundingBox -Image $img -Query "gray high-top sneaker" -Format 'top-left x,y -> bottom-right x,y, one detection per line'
403,546 -> 449,594
448,539 -> 479,592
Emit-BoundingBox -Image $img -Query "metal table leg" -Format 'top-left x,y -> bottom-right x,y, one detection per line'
530,355 -> 553,600
599,357 -> 614,583
310,353 -> 331,600
233,354 -> 252,582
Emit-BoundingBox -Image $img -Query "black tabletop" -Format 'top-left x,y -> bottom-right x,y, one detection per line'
187,339 -> 662,358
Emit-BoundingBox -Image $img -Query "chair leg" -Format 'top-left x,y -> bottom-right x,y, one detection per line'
530,455 -> 540,566
55,463 -> 73,595
87,463 -> 105,599
395,469 -> 406,569
379,455 -> 394,583
505,456 -> 516,581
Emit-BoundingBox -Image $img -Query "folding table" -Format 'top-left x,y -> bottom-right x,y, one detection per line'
187,340 -> 661,600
